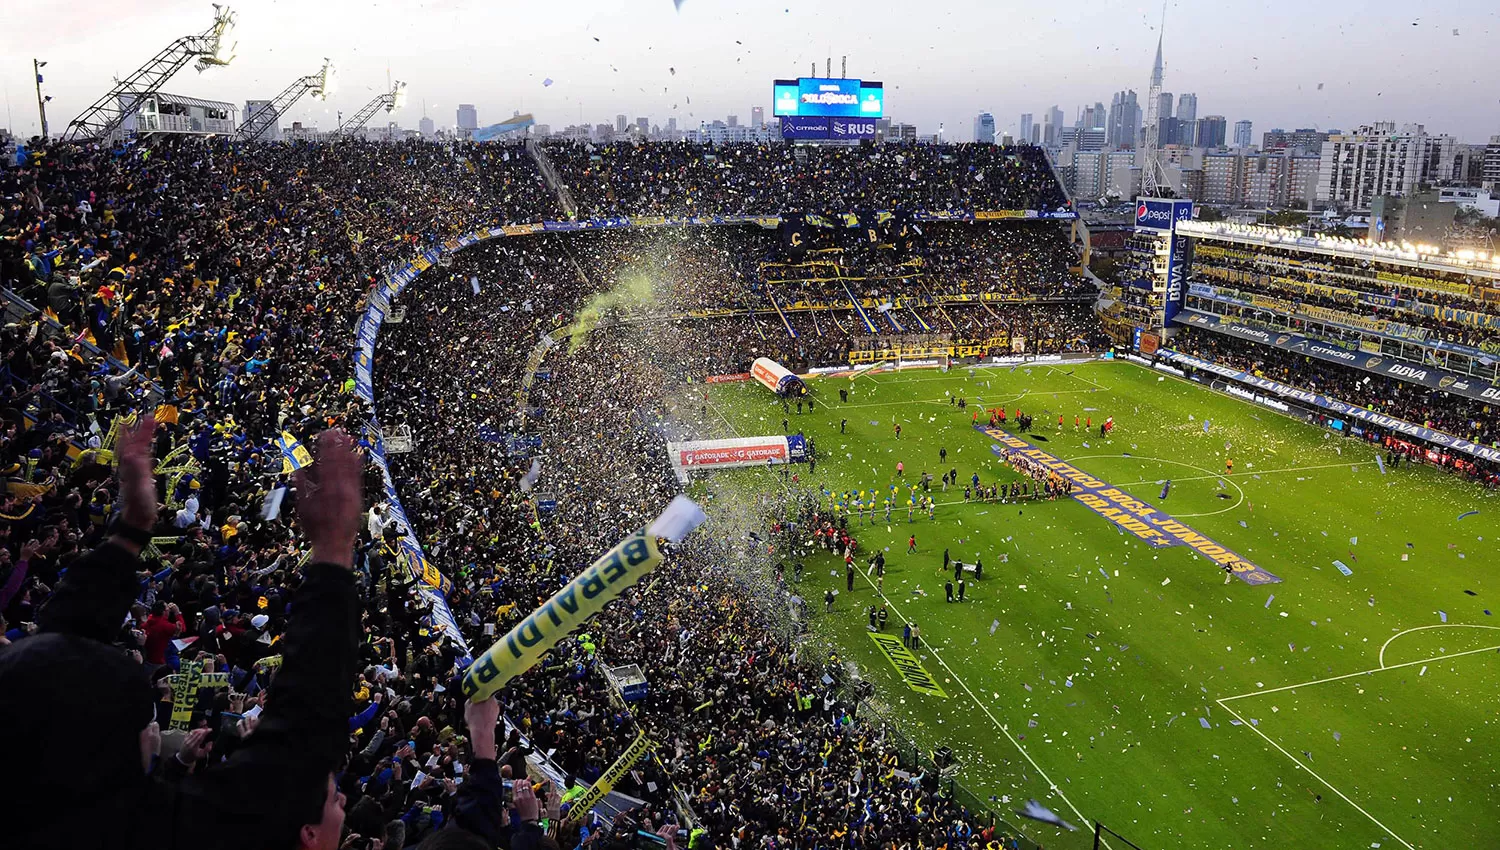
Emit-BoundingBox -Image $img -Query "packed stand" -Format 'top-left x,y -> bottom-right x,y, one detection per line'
545,141 -> 1070,219
1171,327 -> 1500,453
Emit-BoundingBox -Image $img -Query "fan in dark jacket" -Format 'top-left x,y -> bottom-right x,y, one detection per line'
0,419 -> 365,850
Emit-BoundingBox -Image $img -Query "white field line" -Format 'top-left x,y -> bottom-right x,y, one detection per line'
1214,699 -> 1416,850
850,566 -> 1103,841
1377,624 -> 1500,668
1214,642 -> 1500,850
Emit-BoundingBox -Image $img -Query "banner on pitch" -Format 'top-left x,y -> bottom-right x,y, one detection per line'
868,632 -> 947,697
980,427 -> 1281,585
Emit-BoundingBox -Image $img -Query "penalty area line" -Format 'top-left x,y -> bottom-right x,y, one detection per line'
1214,700 -> 1416,850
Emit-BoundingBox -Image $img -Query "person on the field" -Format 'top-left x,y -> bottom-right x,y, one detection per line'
896,461 -> 904,477
910,623 -> 921,650
841,418 -> 847,434
907,534 -> 917,554
1225,457 -> 1234,475
846,562 -> 855,592
943,548 -> 951,572
939,447 -> 947,464
840,388 -> 848,403
1160,479 -> 1171,500
945,579 -> 954,603
902,621 -> 912,648
957,578 -> 966,601
877,605 -> 889,631
955,559 -> 962,582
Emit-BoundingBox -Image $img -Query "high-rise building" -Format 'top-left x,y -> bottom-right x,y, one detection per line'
1044,106 -> 1065,147
728,115 -> 738,127
1071,150 -> 1106,198
1233,119 -> 1253,148
1483,135 -> 1500,189
1175,94 -> 1197,131
1262,127 -> 1329,154
1195,115 -> 1227,148
243,100 -> 278,141
1019,113 -> 1033,146
616,114 -> 628,134
1286,154 -> 1321,206
1080,102 -> 1107,132
1448,144 -> 1487,186
974,112 -> 995,143
1201,152 -> 1243,205
418,116 -> 435,139
1107,91 -> 1141,150
636,117 -> 649,136
750,106 -> 764,128
1198,149 -> 1323,207
1031,124 -> 1041,145
457,104 -> 478,133
1317,123 -> 1457,208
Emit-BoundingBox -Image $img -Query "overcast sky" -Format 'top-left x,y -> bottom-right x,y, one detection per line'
3,0 -> 1498,142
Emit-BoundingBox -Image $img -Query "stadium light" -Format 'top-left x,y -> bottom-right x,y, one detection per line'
194,5 -> 237,72
315,58 -> 337,100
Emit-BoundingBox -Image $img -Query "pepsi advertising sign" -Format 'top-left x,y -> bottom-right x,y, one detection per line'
1134,197 -> 1194,231
772,78 -> 884,118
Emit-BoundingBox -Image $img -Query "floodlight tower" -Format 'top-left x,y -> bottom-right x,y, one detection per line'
335,80 -> 407,138
238,59 -> 337,142
1140,5 -> 1172,197
63,4 -> 237,142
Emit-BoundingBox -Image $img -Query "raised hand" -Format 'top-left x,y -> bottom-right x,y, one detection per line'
293,430 -> 362,569
512,779 -> 540,824
115,416 -> 159,536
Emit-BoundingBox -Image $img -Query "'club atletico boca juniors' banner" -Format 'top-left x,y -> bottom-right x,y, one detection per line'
978,427 -> 1281,585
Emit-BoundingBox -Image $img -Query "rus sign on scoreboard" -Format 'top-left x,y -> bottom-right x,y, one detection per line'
781,116 -> 877,141
773,78 -> 884,119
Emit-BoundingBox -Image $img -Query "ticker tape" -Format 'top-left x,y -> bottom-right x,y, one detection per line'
460,495 -> 706,701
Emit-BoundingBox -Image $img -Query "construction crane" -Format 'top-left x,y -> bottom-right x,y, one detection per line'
64,4 -> 237,142
335,81 -> 407,139
238,59 -> 336,142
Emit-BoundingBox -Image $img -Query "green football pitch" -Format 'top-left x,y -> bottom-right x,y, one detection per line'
698,359 -> 1500,850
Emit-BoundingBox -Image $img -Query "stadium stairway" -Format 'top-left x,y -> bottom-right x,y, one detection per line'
526,139 -> 576,219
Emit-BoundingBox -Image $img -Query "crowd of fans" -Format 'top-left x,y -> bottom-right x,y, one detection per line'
0,133 -> 1085,850
1170,327 -> 1500,449
542,142 -> 1070,219
1191,246 -> 1500,354
6,120 -> 1499,849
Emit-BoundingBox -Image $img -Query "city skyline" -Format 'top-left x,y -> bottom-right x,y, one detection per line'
3,0 -> 1499,143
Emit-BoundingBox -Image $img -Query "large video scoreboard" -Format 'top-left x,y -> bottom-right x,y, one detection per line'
773,77 -> 884,140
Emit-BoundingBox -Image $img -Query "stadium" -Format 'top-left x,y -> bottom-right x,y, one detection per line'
1,5 -> 1497,850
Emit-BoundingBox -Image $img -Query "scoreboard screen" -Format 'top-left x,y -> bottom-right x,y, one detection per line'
772,78 -> 884,119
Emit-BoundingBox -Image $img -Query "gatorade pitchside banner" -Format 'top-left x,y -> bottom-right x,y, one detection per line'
979,427 -> 1281,585
868,632 -> 948,697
